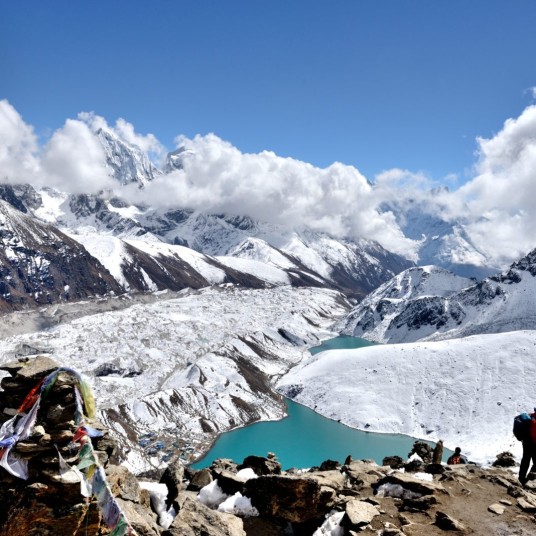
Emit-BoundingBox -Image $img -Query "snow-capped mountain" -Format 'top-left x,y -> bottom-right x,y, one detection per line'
341,250 -> 536,343
0,190 -> 337,309
72,233 -> 326,293
383,196 -> 497,279
0,197 -> 122,312
1,156 -> 414,303
97,128 -> 161,186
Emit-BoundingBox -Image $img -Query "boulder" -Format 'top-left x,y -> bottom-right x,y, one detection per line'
116,498 -> 160,536
435,510 -> 467,532
244,475 -> 332,523
383,456 -> 405,469
306,469 -> 347,492
160,459 -> 185,509
238,455 -> 281,476
402,494 -> 438,512
164,494 -> 245,536
343,460 -> 388,490
6,356 -> 59,381
374,472 -> 444,497
408,441 -> 433,464
187,468 -> 213,491
342,499 -> 380,530
493,451 -> 516,468
213,469 -> 247,496
432,440 -> 444,464
106,465 -> 142,503
210,458 -> 238,473
318,459 -> 340,471
488,503 -> 505,515
425,463 -> 445,475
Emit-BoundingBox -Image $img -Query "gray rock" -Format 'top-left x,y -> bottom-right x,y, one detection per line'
492,451 -> 516,467
238,455 -> 281,476
374,472 -> 444,497
213,469 -> 246,496
244,474 -> 330,523
307,469 -> 346,492
383,455 -> 404,469
435,510 -> 467,532
342,499 -> 380,529
13,356 -> 59,380
160,459 -> 185,509
106,465 -> 142,503
187,468 -> 213,491
164,494 -> 245,536
402,494 -> 438,511
116,497 -> 160,536
488,503 -> 505,515
432,440 -> 444,464
408,441 -> 433,464
517,495 -> 536,512
318,459 -> 340,471
210,458 -> 238,473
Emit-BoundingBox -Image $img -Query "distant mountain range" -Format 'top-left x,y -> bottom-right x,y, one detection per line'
0,126 -> 416,311
0,125 -> 519,313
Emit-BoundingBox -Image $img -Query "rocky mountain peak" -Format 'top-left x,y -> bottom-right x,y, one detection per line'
163,146 -> 195,173
96,128 -> 161,187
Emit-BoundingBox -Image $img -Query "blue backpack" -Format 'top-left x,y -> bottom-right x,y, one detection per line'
513,413 -> 532,441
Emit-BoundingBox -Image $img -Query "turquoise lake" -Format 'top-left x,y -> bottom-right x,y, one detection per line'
191,336 -> 446,469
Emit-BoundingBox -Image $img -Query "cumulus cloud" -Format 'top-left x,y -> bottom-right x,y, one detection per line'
454,105 -> 536,264
0,99 -> 40,182
40,118 -> 114,194
131,133 -> 419,258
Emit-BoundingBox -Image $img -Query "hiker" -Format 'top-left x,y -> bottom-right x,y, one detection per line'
447,447 -> 467,465
518,410 -> 536,485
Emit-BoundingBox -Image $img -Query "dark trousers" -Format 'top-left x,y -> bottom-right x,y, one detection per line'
519,440 -> 536,483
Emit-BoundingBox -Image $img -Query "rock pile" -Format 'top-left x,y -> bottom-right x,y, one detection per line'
0,356 -> 158,535
178,455 -> 536,536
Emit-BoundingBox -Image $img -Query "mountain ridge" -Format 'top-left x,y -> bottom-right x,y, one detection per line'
341,250 -> 536,343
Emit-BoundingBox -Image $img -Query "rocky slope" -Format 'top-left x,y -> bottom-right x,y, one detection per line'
0,198 -> 123,312
341,250 -> 536,343
0,181 -> 412,306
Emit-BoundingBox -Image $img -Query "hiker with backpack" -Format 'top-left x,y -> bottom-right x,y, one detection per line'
447,447 -> 467,465
514,410 -> 536,485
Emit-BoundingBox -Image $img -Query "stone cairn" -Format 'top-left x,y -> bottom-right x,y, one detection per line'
0,356 -> 154,535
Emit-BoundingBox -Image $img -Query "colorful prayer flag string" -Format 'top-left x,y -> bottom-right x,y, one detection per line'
0,367 -> 134,535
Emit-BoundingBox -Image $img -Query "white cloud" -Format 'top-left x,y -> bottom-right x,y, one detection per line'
0,99 -> 40,182
40,118 -> 114,194
454,105 -> 536,264
132,133 -> 419,259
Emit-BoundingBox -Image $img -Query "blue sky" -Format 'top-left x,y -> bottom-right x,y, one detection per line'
2,0 -> 536,183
